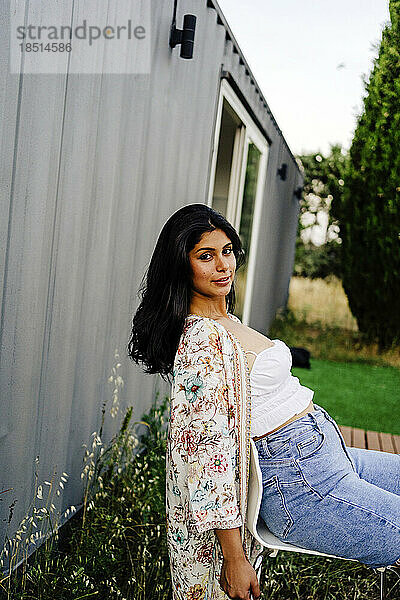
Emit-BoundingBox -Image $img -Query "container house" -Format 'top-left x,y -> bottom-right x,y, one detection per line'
0,0 -> 302,564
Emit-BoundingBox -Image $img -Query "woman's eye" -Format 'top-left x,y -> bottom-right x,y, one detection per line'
199,248 -> 232,260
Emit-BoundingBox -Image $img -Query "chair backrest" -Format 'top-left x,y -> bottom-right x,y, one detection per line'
246,439 -> 265,546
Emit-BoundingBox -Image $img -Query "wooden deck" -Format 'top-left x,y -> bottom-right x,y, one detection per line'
338,425 -> 400,454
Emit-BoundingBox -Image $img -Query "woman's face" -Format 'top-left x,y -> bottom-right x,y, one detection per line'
188,228 -> 236,300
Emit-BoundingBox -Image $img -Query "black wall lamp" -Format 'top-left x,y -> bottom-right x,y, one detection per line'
277,163 -> 287,181
169,0 -> 197,59
294,186 -> 303,199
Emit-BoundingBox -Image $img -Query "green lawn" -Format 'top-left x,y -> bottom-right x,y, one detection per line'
293,359 -> 400,435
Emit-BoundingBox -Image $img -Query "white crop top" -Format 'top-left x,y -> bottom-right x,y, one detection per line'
247,339 -> 314,438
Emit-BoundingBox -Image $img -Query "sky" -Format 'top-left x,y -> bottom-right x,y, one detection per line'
216,0 -> 391,156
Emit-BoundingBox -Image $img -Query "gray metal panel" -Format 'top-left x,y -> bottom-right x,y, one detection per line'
0,0 -> 21,442
0,0 -> 302,554
249,139 -> 302,334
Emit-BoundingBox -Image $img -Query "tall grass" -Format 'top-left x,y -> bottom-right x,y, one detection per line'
287,275 -> 358,331
0,352 -> 171,600
1,347 -> 398,599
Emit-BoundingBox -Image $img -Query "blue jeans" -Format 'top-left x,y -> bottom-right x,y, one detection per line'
255,403 -> 400,568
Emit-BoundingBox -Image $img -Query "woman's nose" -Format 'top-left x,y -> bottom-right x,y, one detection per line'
216,254 -> 230,270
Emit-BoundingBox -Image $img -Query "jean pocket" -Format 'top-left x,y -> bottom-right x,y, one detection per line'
296,428 -> 325,460
256,436 -> 293,461
260,475 -> 294,539
265,438 -> 291,459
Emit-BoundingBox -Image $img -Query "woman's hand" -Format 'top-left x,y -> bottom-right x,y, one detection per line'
219,555 -> 261,600
215,527 -> 261,599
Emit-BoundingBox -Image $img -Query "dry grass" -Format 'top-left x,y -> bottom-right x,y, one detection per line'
288,275 -> 358,331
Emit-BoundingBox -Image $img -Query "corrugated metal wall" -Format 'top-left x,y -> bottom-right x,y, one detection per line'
0,0 -> 302,553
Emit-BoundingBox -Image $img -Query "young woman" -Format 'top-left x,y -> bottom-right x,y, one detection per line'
128,203 -> 400,600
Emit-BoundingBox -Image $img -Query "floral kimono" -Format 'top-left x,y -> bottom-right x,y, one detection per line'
166,312 -> 264,600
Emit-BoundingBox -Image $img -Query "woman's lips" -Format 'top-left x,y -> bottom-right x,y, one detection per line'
213,276 -> 230,285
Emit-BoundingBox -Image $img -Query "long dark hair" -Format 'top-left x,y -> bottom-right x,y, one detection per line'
127,203 -> 245,382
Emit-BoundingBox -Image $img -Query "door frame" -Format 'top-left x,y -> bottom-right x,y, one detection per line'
207,79 -> 269,324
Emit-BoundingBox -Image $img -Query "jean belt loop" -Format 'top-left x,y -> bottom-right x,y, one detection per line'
259,437 -> 272,458
309,410 -> 322,434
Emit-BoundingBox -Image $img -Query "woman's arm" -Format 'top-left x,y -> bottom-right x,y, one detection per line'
172,320 -> 258,595
174,321 -> 243,533
215,528 -> 261,600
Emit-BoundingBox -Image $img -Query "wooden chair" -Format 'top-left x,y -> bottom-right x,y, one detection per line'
247,439 -> 392,600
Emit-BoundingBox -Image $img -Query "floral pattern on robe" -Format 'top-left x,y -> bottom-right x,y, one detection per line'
166,313 -> 264,600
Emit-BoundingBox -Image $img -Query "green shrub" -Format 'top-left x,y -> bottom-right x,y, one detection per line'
294,237 -> 342,279
295,145 -> 348,279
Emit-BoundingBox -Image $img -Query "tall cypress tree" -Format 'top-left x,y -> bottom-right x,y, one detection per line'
338,0 -> 400,349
